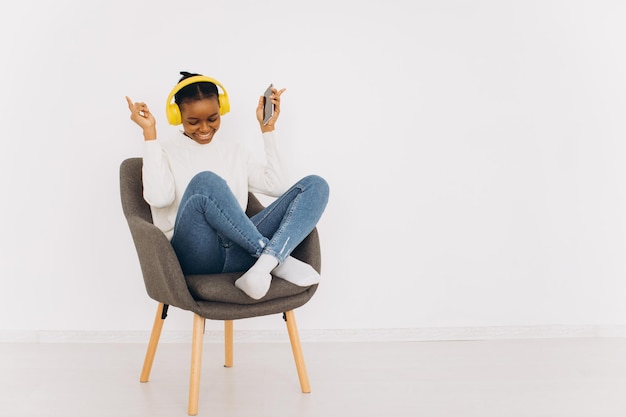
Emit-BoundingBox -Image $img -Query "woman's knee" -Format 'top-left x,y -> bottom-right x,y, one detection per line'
187,171 -> 228,192
303,174 -> 329,193
300,175 -> 329,202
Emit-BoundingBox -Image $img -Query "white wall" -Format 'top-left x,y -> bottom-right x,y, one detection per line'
1,0 -> 626,338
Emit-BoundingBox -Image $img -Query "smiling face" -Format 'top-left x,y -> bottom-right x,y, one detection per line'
180,98 -> 221,144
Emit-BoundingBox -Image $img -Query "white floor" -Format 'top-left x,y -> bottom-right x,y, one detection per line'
1,338 -> 626,417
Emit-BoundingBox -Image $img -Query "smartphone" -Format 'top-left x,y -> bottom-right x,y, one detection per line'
263,83 -> 274,125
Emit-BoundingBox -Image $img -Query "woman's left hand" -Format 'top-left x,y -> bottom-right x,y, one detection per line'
257,86 -> 286,132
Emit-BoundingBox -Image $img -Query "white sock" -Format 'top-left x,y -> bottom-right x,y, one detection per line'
272,256 -> 321,287
235,254 -> 279,299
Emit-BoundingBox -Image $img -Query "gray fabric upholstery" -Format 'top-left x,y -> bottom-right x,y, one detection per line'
186,273 -> 311,305
119,157 -> 319,320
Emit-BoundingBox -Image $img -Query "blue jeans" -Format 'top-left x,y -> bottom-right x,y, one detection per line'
170,172 -> 329,275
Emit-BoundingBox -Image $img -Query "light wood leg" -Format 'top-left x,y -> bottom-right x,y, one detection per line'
140,303 -> 166,383
284,310 -> 311,393
224,320 -> 234,368
188,314 -> 205,416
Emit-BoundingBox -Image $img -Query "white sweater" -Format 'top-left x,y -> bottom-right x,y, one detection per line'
142,130 -> 289,239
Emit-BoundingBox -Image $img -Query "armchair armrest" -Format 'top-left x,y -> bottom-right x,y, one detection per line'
126,215 -> 199,311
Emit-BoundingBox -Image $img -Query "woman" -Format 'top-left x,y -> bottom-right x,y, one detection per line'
126,71 -> 329,299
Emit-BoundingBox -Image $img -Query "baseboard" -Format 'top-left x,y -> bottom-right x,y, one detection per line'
1,325 -> 626,344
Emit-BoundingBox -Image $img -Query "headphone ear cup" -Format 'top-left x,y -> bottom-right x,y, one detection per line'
219,93 -> 230,115
166,76 -> 230,121
167,103 -> 182,125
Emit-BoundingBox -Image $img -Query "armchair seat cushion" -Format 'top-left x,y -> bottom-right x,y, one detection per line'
186,273 -> 313,305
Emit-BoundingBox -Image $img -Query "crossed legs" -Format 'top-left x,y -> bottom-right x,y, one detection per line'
171,171 -> 329,299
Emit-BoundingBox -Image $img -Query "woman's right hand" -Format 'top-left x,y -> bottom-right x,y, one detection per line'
126,96 -> 157,141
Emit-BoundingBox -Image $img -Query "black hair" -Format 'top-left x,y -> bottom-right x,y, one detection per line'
174,71 -> 220,107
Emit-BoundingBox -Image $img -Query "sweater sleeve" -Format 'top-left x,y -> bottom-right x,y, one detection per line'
247,131 -> 290,196
142,140 -> 176,208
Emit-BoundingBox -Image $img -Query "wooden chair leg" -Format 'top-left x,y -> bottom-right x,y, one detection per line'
284,310 -> 311,393
140,303 -> 167,383
224,320 -> 234,368
188,313 -> 205,416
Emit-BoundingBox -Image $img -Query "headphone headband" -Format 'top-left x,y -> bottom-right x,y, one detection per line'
165,75 -> 230,125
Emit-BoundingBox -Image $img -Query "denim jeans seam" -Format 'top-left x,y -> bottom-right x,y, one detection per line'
264,191 -> 300,261
197,193 -> 262,252
171,198 -> 197,244
254,184 -> 303,230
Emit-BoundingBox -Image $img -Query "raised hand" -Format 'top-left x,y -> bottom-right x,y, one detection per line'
126,96 -> 157,140
256,87 -> 286,132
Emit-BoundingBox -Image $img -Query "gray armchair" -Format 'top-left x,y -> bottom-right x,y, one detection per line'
119,157 -> 321,416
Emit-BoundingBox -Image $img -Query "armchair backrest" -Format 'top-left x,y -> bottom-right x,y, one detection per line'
119,158 -> 199,311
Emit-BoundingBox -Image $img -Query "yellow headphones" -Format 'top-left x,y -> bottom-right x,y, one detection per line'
165,75 -> 230,125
